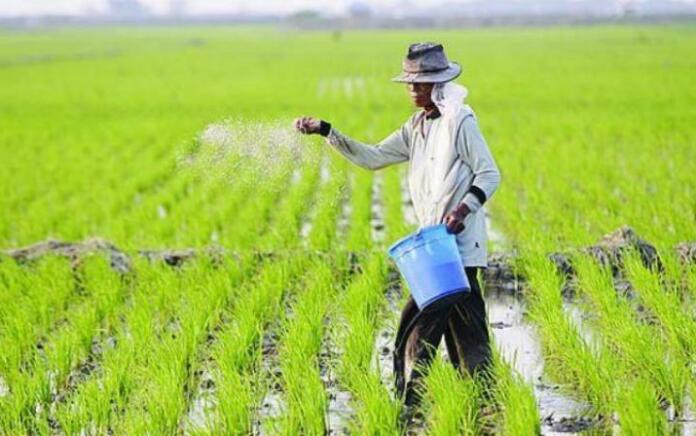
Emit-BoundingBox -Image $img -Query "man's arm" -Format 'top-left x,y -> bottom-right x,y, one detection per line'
320,121 -> 410,171
457,115 -> 501,213
294,115 -> 411,170
444,114 -> 501,233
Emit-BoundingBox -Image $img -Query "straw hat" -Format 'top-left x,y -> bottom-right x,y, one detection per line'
391,42 -> 462,84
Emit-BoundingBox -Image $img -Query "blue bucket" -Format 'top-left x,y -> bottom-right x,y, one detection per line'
388,224 -> 470,309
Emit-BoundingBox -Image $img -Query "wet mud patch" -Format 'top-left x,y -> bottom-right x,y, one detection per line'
399,169 -> 418,228
3,238 -> 132,274
0,49 -> 123,69
676,242 -> 696,264
484,252 -> 522,294
542,414 -> 603,433
184,360 -> 217,432
336,173 -> 354,242
255,327 -> 285,435
0,376 -> 9,398
486,289 -> 592,433
485,210 -> 507,252
322,323 -> 354,435
51,335 -> 116,405
673,395 -> 696,435
301,156 -> 335,243
181,326 -> 226,432
373,266 -> 404,391
371,172 -> 386,244
549,226 -> 664,299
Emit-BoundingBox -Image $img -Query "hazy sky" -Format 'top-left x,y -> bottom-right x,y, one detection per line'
0,0 -> 446,17
2,0 -> 694,17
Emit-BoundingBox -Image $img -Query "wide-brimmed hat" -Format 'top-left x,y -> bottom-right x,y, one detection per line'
391,42 -> 461,84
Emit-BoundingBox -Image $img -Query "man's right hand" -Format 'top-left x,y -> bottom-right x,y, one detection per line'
294,116 -> 321,135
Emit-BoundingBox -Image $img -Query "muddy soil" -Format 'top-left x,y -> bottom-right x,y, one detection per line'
549,226 -> 662,286
300,156 -> 331,241
371,172 -> 385,243
0,376 -> 8,398
0,49 -> 122,69
374,266 -> 404,392
3,224 -> 695,434
676,242 -> 696,264
337,173 -> 354,242
486,289 -> 594,435
255,320 -> 285,434
183,328 -> 224,433
323,329 -> 353,435
3,226 -> 692,280
3,238 -> 132,273
399,170 -> 418,227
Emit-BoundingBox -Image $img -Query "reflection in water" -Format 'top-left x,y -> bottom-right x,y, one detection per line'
486,289 -> 590,434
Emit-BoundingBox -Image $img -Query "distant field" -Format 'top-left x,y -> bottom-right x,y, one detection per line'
1,24 -> 695,434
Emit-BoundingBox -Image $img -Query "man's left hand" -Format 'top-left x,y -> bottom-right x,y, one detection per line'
443,203 -> 470,234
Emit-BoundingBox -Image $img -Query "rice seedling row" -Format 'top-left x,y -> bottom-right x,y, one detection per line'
2,25 -> 695,434
1,255 -> 130,433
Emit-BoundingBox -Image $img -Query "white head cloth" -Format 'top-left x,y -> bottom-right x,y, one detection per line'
423,81 -> 472,220
431,81 -> 468,119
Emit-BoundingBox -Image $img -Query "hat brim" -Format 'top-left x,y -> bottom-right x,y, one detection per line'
391,62 -> 462,84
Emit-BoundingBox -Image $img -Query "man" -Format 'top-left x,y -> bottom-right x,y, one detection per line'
294,42 -> 501,418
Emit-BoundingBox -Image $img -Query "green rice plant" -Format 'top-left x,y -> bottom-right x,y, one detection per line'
207,256 -> 304,434
2,24 -> 696,432
624,252 -> 696,362
347,371 -> 401,435
685,263 -> 696,307
526,254 -> 685,429
115,259 -> 237,434
573,253 -> 688,411
382,165 -> 411,243
615,377 -> 668,436
259,161 -> 322,251
519,252 -> 615,414
275,261 -> 337,434
0,254 -> 127,433
53,259 -> 195,433
490,355 -> 540,436
307,156 -> 349,251
332,253 -> 401,434
345,170 -> 375,252
422,358 -> 480,436
0,256 -> 75,379
117,153 -> 320,431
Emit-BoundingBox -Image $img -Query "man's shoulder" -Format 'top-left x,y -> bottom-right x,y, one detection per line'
406,110 -> 422,127
453,105 -> 478,133
393,111 -> 420,134
457,104 -> 476,122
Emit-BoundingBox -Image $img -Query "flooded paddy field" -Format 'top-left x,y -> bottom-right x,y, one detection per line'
1,24 -> 696,434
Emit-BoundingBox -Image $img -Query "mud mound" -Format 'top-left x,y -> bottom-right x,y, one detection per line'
676,242 -> 696,264
2,227 -> 692,286
2,238 -> 132,274
484,226 -> 693,298
550,225 -> 662,280
1,239 -> 226,273
1,239 -> 363,275
483,252 -> 521,293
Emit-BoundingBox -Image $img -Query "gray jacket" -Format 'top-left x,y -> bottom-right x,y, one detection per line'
325,105 -> 501,267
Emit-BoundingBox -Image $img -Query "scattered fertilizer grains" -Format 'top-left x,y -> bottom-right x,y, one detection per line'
2,25 -> 696,433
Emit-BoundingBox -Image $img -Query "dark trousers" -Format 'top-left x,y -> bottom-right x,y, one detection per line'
393,267 -> 492,408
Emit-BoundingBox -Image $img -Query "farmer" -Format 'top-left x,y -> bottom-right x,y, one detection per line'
294,42 -> 501,418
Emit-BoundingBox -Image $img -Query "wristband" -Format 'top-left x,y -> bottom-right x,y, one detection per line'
319,120 -> 332,137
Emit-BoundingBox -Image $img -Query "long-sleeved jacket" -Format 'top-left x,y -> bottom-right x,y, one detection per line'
324,104 -> 501,267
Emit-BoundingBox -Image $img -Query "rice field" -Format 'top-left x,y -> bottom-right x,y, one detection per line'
1,24 -> 695,434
